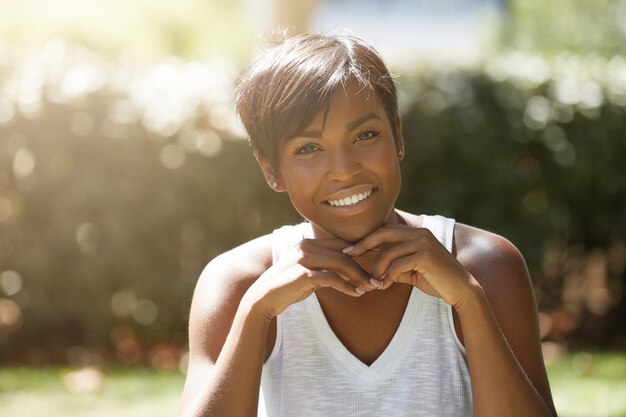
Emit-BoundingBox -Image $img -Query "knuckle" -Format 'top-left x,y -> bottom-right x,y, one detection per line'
291,240 -> 312,263
339,257 -> 361,276
299,238 -> 313,250
417,232 -> 430,242
293,240 -> 303,252
377,252 -> 393,268
420,249 -> 434,264
340,252 -> 353,263
386,263 -> 399,276
423,230 -> 437,242
296,252 -> 306,264
304,270 -> 320,288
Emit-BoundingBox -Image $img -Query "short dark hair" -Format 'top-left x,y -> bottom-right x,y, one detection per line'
235,33 -> 400,170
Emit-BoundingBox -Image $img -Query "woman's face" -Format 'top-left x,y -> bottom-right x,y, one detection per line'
274,82 -> 403,242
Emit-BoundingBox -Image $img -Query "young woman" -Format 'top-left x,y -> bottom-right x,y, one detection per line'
180,33 -> 557,417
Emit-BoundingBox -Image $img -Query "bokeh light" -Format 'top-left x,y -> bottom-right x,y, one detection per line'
0,270 -> 23,296
0,298 -> 22,330
149,344 -> 179,372
110,289 -> 137,318
132,299 -> 159,326
62,367 -> 105,394
110,325 -> 142,364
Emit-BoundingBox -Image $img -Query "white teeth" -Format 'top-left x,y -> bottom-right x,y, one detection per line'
327,189 -> 373,207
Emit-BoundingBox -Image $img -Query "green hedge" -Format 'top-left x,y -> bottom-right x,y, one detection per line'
0,48 -> 624,364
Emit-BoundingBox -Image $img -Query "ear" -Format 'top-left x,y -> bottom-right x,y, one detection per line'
255,152 -> 286,192
393,113 -> 405,160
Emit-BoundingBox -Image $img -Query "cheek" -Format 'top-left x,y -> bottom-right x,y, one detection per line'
368,145 -> 401,178
282,162 -> 321,189
280,161 -> 325,209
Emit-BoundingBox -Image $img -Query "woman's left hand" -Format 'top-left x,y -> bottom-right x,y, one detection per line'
344,223 -> 481,308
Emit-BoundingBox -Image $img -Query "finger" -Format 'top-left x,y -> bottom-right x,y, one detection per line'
368,271 -> 394,291
294,240 -> 375,291
300,237 -> 354,251
369,238 -> 429,279
382,251 -> 436,289
310,245 -> 376,291
310,271 -> 364,297
344,226 -> 421,256
372,256 -> 420,292
342,228 -> 395,256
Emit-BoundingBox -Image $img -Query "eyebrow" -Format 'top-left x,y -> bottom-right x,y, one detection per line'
291,113 -> 382,140
346,113 -> 381,132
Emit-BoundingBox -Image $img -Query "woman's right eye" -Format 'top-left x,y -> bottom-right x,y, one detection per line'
294,143 -> 319,155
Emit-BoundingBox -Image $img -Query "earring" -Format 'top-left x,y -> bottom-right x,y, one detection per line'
270,181 -> 279,190
398,149 -> 405,158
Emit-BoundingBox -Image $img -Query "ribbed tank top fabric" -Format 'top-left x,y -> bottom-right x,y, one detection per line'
258,215 -> 473,417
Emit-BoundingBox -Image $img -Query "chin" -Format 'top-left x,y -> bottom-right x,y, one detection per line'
318,218 -> 384,243
334,228 -> 373,243
303,204 -> 398,242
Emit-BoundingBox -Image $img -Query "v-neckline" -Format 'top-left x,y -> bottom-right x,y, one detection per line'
295,213 -> 434,382
304,287 -> 425,383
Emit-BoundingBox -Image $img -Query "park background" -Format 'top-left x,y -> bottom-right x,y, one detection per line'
0,0 -> 625,416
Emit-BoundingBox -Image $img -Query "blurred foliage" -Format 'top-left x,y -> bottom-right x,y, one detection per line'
0,0 -> 254,62
0,41 -> 301,363
398,52 -> 626,347
504,0 -> 626,56
0,39 -> 625,365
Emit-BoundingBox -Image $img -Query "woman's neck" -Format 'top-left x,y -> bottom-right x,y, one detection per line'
304,208 -> 404,240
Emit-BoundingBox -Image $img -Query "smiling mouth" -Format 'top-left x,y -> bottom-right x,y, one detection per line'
325,188 -> 374,207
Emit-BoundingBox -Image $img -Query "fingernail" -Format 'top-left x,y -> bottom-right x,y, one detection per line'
342,245 -> 354,254
370,278 -> 383,287
356,286 -> 366,294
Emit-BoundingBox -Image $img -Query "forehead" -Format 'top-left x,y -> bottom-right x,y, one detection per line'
304,83 -> 386,132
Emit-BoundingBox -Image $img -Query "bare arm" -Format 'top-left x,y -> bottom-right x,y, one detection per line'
185,298 -> 270,417
455,228 -> 557,416
180,235 -> 375,417
180,236 -> 274,417
348,223 -> 557,417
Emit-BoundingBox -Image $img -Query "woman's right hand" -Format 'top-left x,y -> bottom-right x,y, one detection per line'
244,238 -> 376,320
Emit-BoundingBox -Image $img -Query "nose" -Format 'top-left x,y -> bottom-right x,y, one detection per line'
327,147 -> 361,182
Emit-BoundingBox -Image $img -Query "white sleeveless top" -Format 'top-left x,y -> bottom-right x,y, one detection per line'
259,215 -> 473,417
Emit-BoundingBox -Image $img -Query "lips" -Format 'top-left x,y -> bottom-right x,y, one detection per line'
323,186 -> 376,207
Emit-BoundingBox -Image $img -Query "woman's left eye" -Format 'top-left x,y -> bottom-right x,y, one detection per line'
354,130 -> 379,142
294,143 -> 319,155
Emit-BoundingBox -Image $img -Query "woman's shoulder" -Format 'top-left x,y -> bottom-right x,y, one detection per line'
453,222 -> 532,301
453,222 -> 525,269
204,232 -> 274,289
400,210 -> 528,286
188,234 -> 274,338
186,232 -> 276,368
198,222 -> 306,299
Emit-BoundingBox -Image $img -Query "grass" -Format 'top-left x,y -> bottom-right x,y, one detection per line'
0,352 -> 624,416
0,366 -> 185,417
547,352 -> 626,417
